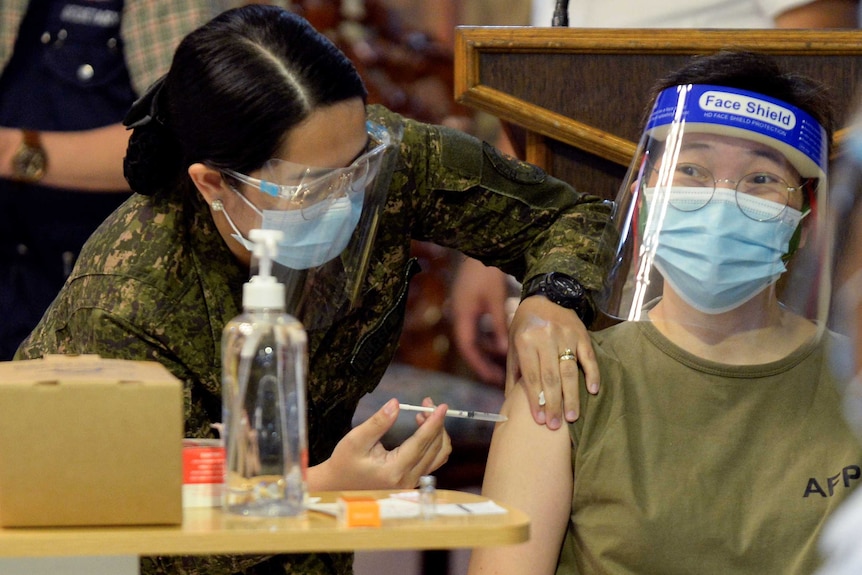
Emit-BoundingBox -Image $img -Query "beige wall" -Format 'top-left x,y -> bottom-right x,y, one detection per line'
379,0 -> 530,46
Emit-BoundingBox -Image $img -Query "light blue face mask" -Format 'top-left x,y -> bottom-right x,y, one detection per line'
217,121 -> 391,271
261,190 -> 364,270
224,189 -> 365,270
647,187 -> 804,314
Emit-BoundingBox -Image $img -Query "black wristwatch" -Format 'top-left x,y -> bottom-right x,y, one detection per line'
521,272 -> 595,326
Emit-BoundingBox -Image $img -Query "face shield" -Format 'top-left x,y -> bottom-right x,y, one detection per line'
225,120 -> 402,330
597,84 -> 830,334
829,119 -> 862,438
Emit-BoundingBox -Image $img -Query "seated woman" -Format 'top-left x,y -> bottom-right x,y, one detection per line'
468,51 -> 862,575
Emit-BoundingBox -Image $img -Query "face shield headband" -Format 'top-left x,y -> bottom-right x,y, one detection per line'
645,84 -> 827,179
597,84 -> 831,326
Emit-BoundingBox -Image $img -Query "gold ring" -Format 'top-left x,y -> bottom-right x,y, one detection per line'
559,348 -> 576,362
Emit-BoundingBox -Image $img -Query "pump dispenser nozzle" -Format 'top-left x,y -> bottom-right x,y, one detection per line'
244,229 -> 285,310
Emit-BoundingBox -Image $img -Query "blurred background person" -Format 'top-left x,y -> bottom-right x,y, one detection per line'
0,1 -> 273,359
815,94 -> 862,575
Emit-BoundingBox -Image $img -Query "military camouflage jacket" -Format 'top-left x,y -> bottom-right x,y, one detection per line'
16,105 -> 611,575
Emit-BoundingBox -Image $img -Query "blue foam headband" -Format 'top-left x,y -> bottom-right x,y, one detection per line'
646,84 -> 827,175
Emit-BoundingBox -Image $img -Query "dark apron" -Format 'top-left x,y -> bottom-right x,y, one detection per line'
0,0 -> 135,358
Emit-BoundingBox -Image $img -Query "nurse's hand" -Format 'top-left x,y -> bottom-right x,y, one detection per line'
507,296 -> 599,430
308,398 -> 451,490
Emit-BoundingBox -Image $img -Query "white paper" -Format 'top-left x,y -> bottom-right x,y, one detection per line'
307,494 -> 507,519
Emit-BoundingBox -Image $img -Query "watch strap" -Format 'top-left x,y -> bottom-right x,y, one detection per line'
22,130 -> 40,149
521,272 -> 596,326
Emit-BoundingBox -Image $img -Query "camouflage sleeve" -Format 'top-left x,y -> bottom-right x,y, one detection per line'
380,107 -> 614,296
143,552 -> 352,575
140,554 -> 279,575
15,304 -> 172,362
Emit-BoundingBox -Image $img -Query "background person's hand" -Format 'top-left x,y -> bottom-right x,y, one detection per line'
506,296 -> 599,429
450,257 -> 510,386
310,397 -> 451,490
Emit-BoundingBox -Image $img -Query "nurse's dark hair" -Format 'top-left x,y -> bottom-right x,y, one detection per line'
644,50 -> 835,145
123,4 -> 367,196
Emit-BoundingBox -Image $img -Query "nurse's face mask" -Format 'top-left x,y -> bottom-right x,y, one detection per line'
219,122 -> 390,270
212,120 -> 399,330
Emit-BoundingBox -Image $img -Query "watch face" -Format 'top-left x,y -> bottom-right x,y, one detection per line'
524,272 -> 593,324
549,272 -> 583,299
13,145 -> 47,183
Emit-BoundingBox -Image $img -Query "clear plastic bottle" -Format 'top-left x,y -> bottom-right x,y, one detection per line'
222,229 -> 308,516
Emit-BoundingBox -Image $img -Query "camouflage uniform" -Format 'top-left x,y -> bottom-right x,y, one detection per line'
16,104 -> 612,575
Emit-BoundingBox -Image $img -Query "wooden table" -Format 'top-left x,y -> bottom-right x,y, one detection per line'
0,490 -> 528,575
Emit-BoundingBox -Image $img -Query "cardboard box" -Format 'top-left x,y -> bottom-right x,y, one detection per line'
182,439 -> 225,508
0,355 -> 183,527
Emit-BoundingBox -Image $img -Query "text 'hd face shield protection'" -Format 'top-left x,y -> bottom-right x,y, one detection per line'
235,121 -> 401,330
597,84 -> 830,331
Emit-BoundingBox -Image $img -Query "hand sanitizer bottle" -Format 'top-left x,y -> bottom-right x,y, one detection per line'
221,229 -> 308,516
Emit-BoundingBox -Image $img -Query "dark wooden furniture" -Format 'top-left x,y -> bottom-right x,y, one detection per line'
454,27 -> 862,201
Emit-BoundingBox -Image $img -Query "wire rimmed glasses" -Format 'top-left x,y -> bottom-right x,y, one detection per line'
660,162 -> 802,221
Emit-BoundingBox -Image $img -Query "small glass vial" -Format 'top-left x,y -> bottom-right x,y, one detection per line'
419,475 -> 437,519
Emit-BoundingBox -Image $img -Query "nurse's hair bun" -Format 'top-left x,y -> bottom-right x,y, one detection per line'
122,76 -> 182,196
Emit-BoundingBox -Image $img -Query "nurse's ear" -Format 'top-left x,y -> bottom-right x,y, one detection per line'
188,163 -> 227,206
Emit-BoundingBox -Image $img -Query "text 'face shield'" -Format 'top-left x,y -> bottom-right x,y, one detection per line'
598,84 -> 830,331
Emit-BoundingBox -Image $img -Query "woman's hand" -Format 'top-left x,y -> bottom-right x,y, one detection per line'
308,397 -> 452,491
506,296 -> 599,429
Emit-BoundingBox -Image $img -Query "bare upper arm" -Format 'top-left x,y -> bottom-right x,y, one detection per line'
468,384 -> 575,575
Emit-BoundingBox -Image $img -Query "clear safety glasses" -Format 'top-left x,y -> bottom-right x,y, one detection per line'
655,162 -> 805,221
222,121 -> 391,218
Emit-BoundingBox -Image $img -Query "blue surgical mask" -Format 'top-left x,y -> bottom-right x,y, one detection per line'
261,191 -> 364,270
646,187 -> 804,313
222,189 -> 365,270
